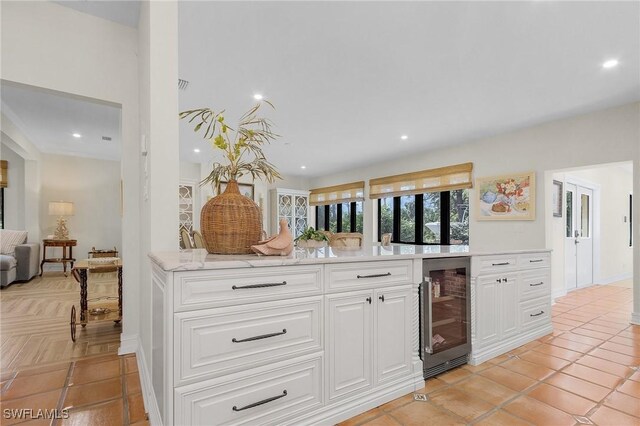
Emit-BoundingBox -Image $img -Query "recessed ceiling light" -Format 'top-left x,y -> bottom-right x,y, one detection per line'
253,93 -> 263,100
602,59 -> 619,69
400,135 -> 408,140
72,133 -> 82,138
193,148 -> 200,153
300,165 -> 306,169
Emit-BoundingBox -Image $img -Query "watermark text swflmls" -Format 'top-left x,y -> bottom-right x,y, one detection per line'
3,408 -> 70,420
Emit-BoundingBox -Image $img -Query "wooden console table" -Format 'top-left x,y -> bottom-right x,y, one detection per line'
40,239 -> 77,276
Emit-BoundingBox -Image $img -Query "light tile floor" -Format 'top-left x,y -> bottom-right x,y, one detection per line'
0,353 -> 147,426
341,282 -> 639,426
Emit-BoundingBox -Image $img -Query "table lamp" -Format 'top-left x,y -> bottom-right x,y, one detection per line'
49,201 -> 74,240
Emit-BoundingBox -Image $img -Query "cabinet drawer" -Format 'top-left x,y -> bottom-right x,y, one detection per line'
518,270 -> 551,302
520,297 -> 551,331
175,265 -> 323,311
472,255 -> 518,275
518,252 -> 550,269
175,296 -> 322,384
326,260 -> 412,292
175,355 -> 323,426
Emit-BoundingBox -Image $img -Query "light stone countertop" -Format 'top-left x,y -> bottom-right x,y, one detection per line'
149,244 -> 551,272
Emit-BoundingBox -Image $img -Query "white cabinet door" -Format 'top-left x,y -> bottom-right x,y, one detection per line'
500,273 -> 519,339
374,286 -> 412,386
326,291 -> 373,401
475,275 -> 501,348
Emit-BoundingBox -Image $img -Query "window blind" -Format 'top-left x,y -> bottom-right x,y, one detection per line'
310,181 -> 365,206
369,162 -> 473,199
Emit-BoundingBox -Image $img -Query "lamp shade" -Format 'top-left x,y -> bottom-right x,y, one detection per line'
49,201 -> 74,216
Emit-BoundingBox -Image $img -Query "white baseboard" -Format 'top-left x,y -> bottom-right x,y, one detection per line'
118,333 -> 139,355
552,288 -> 567,302
595,273 -> 633,285
631,312 -> 640,326
135,337 -> 162,426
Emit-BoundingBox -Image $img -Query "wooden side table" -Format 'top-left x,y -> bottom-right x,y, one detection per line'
40,239 -> 77,276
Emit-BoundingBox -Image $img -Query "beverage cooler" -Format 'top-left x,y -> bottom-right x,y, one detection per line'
420,257 -> 471,379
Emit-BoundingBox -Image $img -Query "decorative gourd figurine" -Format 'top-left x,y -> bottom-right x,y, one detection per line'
251,219 -> 294,256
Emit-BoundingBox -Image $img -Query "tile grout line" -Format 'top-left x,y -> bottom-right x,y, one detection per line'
52,361 -> 75,426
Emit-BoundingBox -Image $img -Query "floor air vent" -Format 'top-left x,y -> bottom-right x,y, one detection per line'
424,354 -> 468,379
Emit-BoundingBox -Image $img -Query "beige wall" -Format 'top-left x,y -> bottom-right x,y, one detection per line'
39,154 -> 122,271
309,102 -> 639,253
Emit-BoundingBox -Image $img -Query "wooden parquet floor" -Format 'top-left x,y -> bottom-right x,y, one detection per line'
0,271 -> 121,371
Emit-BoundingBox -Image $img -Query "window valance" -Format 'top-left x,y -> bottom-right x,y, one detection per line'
310,181 -> 365,206
0,160 -> 7,188
369,162 -> 473,199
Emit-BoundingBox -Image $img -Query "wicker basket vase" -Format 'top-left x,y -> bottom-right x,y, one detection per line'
201,180 -> 262,254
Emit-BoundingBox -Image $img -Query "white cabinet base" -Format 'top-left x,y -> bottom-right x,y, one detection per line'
469,324 -> 552,365
286,371 -> 423,426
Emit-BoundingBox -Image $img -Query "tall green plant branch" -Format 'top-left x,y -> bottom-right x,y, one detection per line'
179,101 -> 282,189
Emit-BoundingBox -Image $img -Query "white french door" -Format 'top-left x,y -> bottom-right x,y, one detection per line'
565,183 -> 593,290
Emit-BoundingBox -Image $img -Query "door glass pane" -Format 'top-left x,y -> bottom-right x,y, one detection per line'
316,206 -> 325,230
379,198 -> 393,238
423,192 -> 440,244
329,204 -> 338,233
428,267 -> 468,354
341,202 -> 351,232
566,190 -> 573,238
399,195 -> 415,242
581,194 -> 590,238
355,202 -> 364,234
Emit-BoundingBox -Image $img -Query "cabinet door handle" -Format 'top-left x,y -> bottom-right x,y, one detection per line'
492,262 -> 510,266
232,390 -> 287,412
503,277 -> 508,283
366,297 -> 372,304
529,259 -> 544,263
357,272 -> 391,279
496,278 -> 503,283
232,281 -> 287,290
232,329 -> 287,343
530,311 -> 545,317
379,295 -> 385,302
530,282 -> 544,287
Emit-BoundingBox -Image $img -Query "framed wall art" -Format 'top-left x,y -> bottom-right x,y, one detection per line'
552,180 -> 563,217
476,172 -> 536,220
217,181 -> 255,200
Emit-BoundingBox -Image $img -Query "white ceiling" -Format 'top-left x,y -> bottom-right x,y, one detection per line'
178,1 -> 640,177
1,84 -> 122,161
53,0 -> 140,28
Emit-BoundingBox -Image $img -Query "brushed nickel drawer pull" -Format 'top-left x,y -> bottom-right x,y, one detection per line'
232,390 -> 287,412
530,311 -> 545,317
232,329 -> 287,343
357,272 -> 391,279
491,262 -> 510,266
232,281 -> 287,290
530,282 -> 544,287
529,259 -> 544,263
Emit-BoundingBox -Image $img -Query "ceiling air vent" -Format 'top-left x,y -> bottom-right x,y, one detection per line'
178,79 -> 189,91
102,136 -> 112,141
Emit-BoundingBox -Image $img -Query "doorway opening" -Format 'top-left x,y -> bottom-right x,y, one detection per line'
550,162 -> 633,299
0,80 -> 123,369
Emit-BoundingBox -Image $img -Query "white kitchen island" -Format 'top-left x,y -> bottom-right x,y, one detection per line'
148,245 -> 551,426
